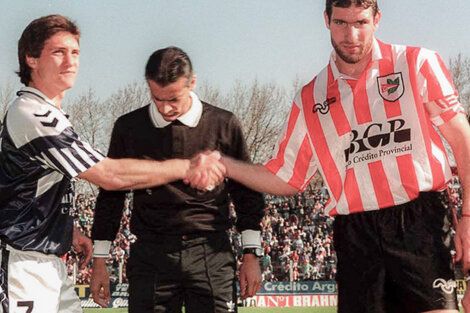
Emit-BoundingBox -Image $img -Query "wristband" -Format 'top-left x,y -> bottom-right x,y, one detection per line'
462,214 -> 470,218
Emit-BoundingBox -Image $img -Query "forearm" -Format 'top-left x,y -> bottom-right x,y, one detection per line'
93,257 -> 108,266
450,136 -> 470,214
440,114 -> 470,213
80,157 -> 190,191
221,155 -> 298,196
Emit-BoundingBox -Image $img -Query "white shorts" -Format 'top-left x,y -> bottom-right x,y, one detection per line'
0,245 -> 82,313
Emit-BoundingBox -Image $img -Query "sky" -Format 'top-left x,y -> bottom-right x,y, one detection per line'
1,0 -> 469,102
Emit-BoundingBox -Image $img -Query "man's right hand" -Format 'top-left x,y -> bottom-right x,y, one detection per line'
184,151 -> 226,190
90,258 -> 111,308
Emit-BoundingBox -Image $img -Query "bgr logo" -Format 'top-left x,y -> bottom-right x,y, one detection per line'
344,118 -> 411,162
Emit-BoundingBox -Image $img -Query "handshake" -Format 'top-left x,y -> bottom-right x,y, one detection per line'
183,151 -> 227,191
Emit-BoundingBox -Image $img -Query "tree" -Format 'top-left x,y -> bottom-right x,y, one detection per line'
215,79 -> 291,163
65,88 -> 108,152
449,53 -> 470,112
197,80 -> 222,106
64,89 -> 108,195
99,82 -> 150,146
0,81 -> 15,121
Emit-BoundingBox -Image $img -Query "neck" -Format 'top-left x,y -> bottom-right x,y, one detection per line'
28,82 -> 65,108
335,53 -> 372,79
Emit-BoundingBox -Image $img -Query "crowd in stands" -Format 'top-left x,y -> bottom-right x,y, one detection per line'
68,178 -> 462,285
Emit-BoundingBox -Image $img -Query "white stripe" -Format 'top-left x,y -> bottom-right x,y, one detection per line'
275,106 -> 310,184
356,164 -> 379,211
61,148 -> 87,173
49,147 -> 78,177
431,141 -> 449,178
36,171 -> 63,197
71,142 -> 96,166
37,152 -> 62,173
81,141 -> 104,161
368,66 -> 388,121
426,51 -> 455,97
387,158 -> 411,205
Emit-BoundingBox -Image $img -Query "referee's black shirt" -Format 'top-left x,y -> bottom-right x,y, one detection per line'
91,101 -> 264,242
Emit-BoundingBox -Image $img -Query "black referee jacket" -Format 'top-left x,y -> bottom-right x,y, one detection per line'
91,102 -> 264,242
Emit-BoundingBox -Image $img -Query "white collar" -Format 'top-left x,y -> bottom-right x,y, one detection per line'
17,87 -> 69,116
18,87 -> 57,108
149,91 -> 203,128
329,37 -> 382,81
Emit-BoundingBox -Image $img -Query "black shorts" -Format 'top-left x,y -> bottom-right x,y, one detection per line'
333,191 -> 458,313
127,232 -> 237,313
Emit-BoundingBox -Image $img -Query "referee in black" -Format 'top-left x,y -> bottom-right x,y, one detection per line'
90,47 -> 265,313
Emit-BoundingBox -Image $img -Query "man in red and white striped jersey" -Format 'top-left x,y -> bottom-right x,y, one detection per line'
203,0 -> 470,312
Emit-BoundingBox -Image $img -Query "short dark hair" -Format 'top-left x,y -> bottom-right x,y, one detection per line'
145,47 -> 193,87
325,0 -> 379,21
17,14 -> 80,86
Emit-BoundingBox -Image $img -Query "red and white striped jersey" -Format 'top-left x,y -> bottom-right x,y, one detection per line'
265,38 -> 464,216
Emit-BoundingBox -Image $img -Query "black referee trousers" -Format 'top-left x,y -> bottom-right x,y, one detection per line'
127,232 -> 237,313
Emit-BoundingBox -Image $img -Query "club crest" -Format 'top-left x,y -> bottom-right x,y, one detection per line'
377,72 -> 404,102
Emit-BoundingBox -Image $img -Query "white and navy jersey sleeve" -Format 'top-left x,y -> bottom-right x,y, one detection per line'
6,94 -> 104,178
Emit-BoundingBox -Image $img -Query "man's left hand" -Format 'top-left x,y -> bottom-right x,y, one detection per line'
72,225 -> 93,269
239,253 -> 262,299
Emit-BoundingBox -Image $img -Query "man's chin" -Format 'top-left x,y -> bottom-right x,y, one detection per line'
162,116 -> 178,122
337,52 -> 363,64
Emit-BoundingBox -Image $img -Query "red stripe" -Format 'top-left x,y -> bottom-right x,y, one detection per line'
396,154 -> 419,201
302,79 -> 343,204
288,135 -> 313,189
419,59 -> 445,102
428,120 -> 447,189
436,53 -> 457,91
349,77 -> 372,124
439,109 -> 459,124
264,102 -> 301,174
344,168 -> 364,213
328,66 -> 351,136
407,46 -> 445,189
378,41 -> 402,118
326,199 -> 337,216
368,160 -> 395,208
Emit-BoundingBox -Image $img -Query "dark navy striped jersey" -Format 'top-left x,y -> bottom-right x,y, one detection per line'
0,87 -> 104,255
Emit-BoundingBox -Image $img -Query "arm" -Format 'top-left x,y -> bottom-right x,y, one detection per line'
78,157 -> 190,191
439,113 -> 470,271
78,115 -> 225,191
439,113 -> 470,313
222,156 -> 298,196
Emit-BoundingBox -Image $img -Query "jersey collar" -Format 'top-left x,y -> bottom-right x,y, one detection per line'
149,91 -> 203,128
17,87 -> 69,116
329,37 -> 383,81
17,87 -> 57,108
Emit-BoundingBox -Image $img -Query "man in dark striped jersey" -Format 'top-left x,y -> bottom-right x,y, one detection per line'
0,15 -> 224,313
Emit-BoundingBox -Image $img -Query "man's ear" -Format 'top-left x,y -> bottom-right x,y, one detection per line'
324,11 -> 331,30
189,74 -> 197,91
26,55 -> 37,69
